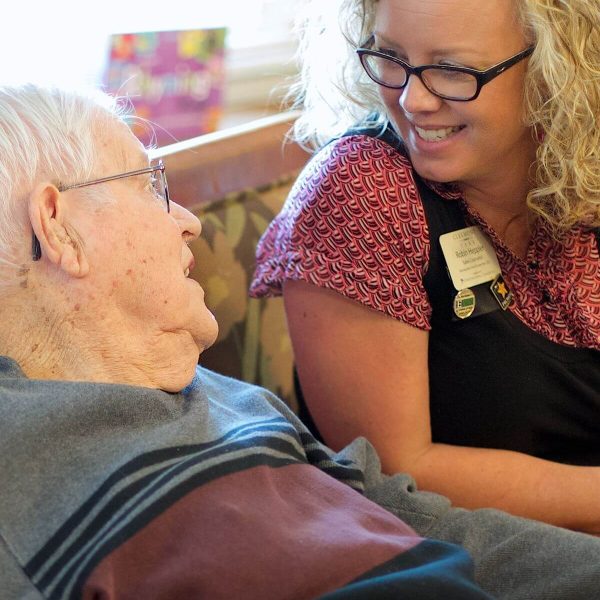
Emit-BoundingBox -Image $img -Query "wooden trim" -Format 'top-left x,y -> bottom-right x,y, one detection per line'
150,111 -> 310,212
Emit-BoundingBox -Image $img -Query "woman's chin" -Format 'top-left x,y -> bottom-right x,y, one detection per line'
410,157 -> 462,185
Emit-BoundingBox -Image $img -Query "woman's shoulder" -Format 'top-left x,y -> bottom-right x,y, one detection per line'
290,130 -> 424,220
251,128 -> 434,327
317,130 -> 415,181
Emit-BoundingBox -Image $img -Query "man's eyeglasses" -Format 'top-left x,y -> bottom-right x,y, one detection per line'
356,37 -> 534,102
32,160 -> 169,261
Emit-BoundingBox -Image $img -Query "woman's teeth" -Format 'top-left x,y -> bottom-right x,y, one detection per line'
184,268 -> 190,277
415,125 -> 463,141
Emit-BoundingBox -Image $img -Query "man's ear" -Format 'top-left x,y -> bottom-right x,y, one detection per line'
28,183 -> 89,278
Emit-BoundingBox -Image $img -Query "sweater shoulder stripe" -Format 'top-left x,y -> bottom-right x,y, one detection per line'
25,418 -> 364,599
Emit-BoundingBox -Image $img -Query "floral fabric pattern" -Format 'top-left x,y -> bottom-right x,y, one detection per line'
190,178 -> 298,408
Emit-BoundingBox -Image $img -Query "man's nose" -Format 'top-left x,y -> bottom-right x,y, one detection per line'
171,201 -> 202,242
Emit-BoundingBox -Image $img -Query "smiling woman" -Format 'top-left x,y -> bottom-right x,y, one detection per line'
250,0 -> 600,533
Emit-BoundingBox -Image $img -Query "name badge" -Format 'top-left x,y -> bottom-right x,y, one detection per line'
439,226 -> 501,290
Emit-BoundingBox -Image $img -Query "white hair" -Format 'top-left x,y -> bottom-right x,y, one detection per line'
0,84 -> 130,282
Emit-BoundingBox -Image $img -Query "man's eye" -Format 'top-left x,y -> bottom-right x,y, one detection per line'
144,179 -> 159,201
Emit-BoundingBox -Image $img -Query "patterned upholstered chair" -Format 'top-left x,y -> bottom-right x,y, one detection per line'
152,112 -> 310,410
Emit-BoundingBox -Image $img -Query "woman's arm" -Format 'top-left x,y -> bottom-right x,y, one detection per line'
284,279 -> 600,533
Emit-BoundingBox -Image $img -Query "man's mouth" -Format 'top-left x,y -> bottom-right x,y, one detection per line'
183,256 -> 195,278
414,125 -> 465,142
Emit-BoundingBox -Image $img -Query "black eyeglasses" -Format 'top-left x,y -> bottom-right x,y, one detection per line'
357,37 -> 534,101
32,160 -> 169,261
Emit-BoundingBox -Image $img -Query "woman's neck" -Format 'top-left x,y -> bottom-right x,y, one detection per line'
459,173 -> 535,260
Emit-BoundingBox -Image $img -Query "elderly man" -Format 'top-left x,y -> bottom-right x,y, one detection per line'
0,85 -> 598,600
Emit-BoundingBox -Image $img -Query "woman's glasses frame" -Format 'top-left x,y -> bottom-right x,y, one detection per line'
356,37 -> 534,102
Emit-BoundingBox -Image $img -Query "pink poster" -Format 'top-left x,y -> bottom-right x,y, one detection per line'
104,28 -> 227,147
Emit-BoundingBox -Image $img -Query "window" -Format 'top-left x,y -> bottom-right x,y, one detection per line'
5,0 -> 301,129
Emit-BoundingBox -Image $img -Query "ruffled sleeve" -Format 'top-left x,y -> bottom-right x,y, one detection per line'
249,134 -> 433,330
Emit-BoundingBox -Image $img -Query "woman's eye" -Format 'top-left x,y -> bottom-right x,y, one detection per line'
440,69 -> 473,81
438,59 -> 472,69
378,47 -> 400,59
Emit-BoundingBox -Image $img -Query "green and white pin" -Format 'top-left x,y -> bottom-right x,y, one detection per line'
453,288 -> 476,319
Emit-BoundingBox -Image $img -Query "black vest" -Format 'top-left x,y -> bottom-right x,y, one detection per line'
296,126 -> 600,466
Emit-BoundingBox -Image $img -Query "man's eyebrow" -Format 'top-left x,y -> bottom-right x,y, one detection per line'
117,143 -> 148,171
130,152 -> 151,170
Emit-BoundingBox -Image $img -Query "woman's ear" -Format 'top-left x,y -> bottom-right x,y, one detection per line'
28,183 -> 89,278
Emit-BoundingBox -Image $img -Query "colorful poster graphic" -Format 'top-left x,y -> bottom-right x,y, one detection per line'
104,28 -> 227,146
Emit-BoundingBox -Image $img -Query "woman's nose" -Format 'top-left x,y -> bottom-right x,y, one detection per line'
398,74 -> 443,114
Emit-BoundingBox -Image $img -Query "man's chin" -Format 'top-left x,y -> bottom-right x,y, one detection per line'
194,315 -> 219,356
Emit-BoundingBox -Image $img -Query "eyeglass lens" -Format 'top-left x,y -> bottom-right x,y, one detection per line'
361,54 -> 478,99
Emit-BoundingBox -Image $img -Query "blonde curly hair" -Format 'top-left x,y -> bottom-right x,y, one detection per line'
290,0 -> 600,232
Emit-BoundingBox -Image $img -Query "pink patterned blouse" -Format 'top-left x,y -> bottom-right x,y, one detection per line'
250,135 -> 600,350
